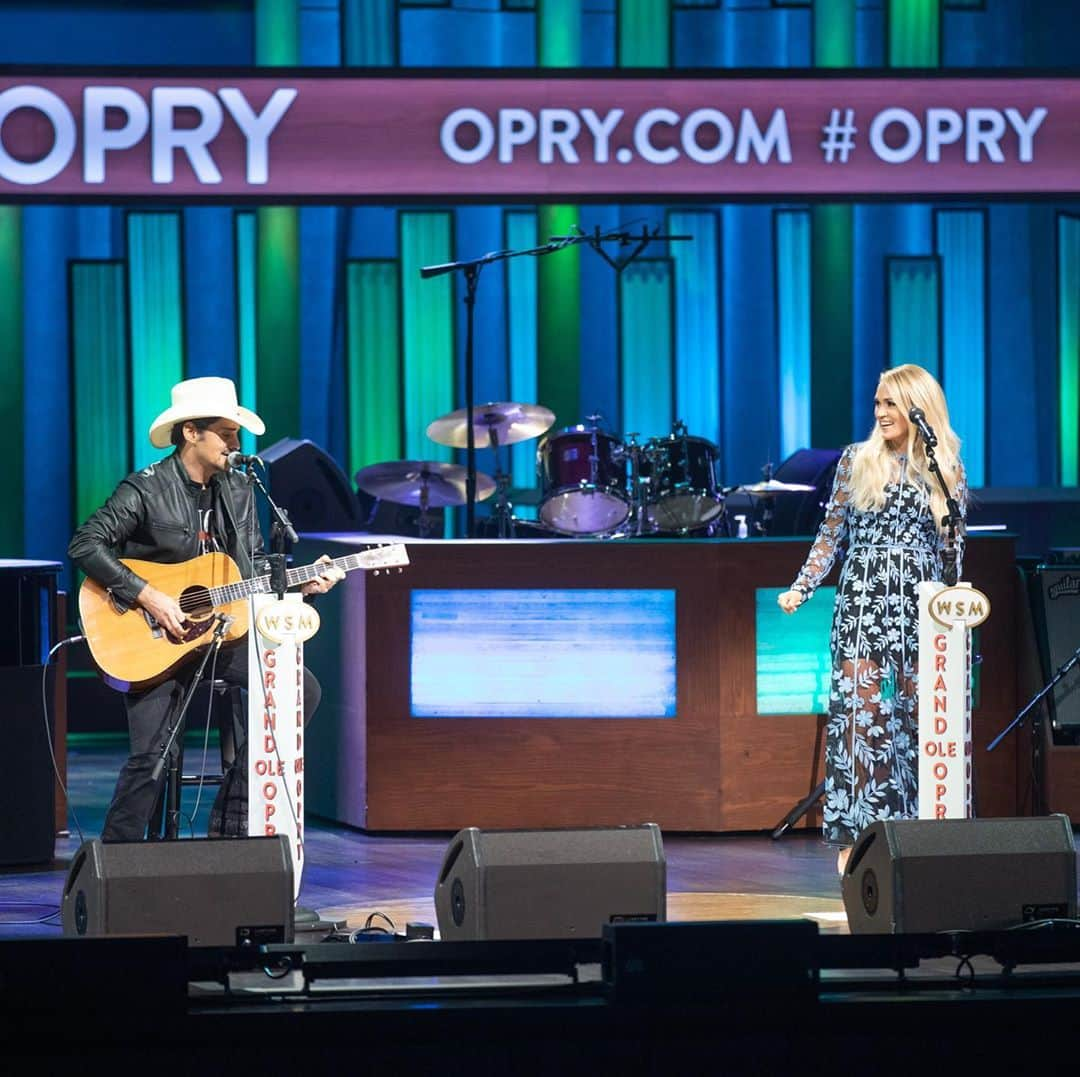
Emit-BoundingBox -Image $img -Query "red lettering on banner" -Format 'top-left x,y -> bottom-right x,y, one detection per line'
935,654 -> 946,671
935,695 -> 947,713
934,716 -> 947,734
255,760 -> 268,776
297,733 -> 302,751
265,824 -> 276,835
296,779 -> 302,798
936,783 -> 948,799
263,782 -> 277,800
294,758 -> 304,774
266,670 -> 276,689
935,804 -> 947,819
264,735 -> 276,753
933,762 -> 948,780
265,804 -> 276,821
933,674 -> 947,692
264,649 -> 276,668
934,634 -> 947,652
264,689 -> 275,710
296,690 -> 302,709
263,711 -> 275,731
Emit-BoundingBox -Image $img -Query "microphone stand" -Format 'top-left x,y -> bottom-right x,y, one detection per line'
919,435 -> 963,586
152,614 -> 233,838
238,461 -> 296,597
421,224 -> 691,537
988,641 -> 1080,754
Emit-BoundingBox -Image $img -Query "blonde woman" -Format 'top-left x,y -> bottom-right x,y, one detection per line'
777,364 -> 967,873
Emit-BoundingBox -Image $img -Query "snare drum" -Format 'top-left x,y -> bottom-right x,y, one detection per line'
538,426 -> 629,535
643,433 -> 723,532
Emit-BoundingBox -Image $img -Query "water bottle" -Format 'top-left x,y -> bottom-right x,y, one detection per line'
735,514 -> 748,539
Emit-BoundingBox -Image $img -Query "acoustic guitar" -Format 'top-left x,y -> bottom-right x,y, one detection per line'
78,544 -> 409,690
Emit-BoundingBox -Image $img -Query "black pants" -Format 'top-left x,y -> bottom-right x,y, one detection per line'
100,641 -> 321,842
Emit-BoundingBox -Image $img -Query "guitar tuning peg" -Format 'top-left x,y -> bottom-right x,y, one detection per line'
373,569 -> 380,577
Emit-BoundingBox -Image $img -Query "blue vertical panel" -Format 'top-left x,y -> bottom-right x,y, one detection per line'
342,0 -> 397,64
987,206 -> 1039,486
127,212 -> 184,470
723,205 -> 777,484
183,207 -> 237,381
23,207 -> 74,580
504,210 -> 539,491
300,206 -> 344,458
577,203 -> 621,434
453,205 -> 508,447
942,1 -> 1024,67
71,262 -> 130,528
401,7 -> 535,65
347,207 -> 399,259
852,205 -> 932,438
775,209 -> 811,461
669,210 -> 720,461
400,212 -> 455,463
581,0 -> 615,66
887,257 -> 940,380
620,260 -> 674,443
300,0 -> 342,64
234,212 -> 258,457
935,210 -> 987,487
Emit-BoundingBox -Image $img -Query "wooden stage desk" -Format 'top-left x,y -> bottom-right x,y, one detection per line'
299,535 -> 1021,833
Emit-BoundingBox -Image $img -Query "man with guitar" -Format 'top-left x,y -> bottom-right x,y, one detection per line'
69,377 -> 344,842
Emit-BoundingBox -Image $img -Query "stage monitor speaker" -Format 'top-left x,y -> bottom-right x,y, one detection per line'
260,437 -> 363,533
1033,567 -> 1080,733
434,824 -> 666,941
842,815 -> 1076,934
0,666 -> 56,866
61,836 -> 294,947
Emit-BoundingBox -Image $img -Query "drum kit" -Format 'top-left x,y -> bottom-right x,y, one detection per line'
355,404 -> 814,539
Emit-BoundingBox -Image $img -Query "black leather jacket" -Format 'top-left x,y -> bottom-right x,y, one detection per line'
68,451 -> 266,609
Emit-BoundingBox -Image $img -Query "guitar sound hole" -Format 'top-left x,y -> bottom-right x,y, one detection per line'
179,585 -> 214,618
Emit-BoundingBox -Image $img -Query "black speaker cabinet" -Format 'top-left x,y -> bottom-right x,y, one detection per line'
260,437 -> 363,533
61,836 -> 294,947
842,816 -> 1077,934
1033,567 -> 1080,732
434,824 -> 666,941
0,666 -> 56,866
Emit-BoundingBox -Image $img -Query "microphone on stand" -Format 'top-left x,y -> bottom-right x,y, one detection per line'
226,451 -> 263,469
908,407 -> 938,447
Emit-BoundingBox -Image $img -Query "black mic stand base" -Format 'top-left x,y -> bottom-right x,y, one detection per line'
771,779 -> 826,840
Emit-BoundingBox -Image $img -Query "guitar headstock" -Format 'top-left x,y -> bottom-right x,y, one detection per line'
359,543 -> 410,573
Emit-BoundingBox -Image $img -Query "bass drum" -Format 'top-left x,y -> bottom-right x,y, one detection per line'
538,426 -> 629,535
643,433 -> 723,532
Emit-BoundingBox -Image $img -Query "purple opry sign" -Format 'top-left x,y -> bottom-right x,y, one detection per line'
0,74 -> 1076,199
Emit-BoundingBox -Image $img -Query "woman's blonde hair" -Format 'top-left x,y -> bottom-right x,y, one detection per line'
849,364 -> 962,531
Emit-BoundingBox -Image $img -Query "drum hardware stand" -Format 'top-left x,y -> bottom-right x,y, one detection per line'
622,434 -> 653,537
422,227 -> 691,537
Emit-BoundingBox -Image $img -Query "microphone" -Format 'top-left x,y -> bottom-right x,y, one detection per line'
226,451 -> 262,469
908,407 -> 938,447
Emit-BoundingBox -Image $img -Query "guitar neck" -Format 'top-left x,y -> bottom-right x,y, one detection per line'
207,553 -> 364,606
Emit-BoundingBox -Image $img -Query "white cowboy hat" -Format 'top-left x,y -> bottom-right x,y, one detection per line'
148,377 -> 265,449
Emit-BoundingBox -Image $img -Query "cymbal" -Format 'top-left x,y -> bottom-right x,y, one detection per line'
355,460 -> 495,507
737,479 -> 817,496
426,401 -> 556,449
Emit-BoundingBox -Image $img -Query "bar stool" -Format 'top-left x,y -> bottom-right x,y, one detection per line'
156,680 -> 245,839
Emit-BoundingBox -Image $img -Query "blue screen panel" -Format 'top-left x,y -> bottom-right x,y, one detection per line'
756,586 -> 834,715
411,589 -> 676,718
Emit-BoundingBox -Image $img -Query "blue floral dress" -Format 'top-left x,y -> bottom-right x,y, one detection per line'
790,444 -> 967,846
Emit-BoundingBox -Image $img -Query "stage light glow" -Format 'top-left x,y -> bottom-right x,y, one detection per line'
411,588 -> 676,718
756,586 -> 834,715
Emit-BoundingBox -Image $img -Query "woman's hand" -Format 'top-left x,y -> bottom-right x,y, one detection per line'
777,589 -> 804,614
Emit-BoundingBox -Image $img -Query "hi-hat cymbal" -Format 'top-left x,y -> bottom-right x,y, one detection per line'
737,479 -> 817,496
355,460 -> 495,507
426,402 -> 556,449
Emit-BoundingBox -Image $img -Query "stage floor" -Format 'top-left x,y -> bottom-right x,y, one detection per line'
1,737 -> 847,939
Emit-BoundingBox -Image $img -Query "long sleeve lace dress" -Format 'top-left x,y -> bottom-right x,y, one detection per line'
790,444 -> 967,846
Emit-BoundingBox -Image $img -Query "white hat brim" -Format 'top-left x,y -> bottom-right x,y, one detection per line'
149,404 -> 266,449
